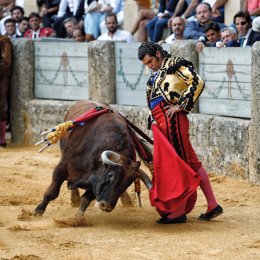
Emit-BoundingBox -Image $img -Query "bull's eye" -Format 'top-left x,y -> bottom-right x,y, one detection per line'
108,172 -> 113,179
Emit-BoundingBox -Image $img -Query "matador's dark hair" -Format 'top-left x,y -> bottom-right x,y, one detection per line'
138,42 -> 170,60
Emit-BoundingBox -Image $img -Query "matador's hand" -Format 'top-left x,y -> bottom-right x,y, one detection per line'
165,105 -> 182,118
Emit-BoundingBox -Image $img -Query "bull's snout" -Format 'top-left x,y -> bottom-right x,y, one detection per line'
97,201 -> 114,212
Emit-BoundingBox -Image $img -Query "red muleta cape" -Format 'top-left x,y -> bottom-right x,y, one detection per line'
149,124 -> 201,213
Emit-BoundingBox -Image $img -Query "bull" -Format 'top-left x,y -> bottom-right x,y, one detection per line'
35,100 -> 152,216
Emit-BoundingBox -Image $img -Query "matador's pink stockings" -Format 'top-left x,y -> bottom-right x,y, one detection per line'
196,166 -> 218,213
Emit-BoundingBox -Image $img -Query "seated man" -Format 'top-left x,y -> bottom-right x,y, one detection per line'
196,21 -> 221,52
234,10 -> 260,47
99,0 -> 125,35
4,18 -> 21,38
171,0 -> 226,23
216,26 -> 240,48
97,12 -> 134,43
63,17 -> 80,39
16,16 -> 29,37
0,5 -> 24,35
160,16 -> 185,43
24,12 -> 56,39
183,2 -> 226,40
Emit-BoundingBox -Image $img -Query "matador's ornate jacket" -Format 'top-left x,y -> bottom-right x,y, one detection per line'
146,55 -> 205,113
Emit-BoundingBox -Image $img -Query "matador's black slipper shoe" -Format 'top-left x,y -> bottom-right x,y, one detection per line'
198,205 -> 223,221
156,214 -> 187,224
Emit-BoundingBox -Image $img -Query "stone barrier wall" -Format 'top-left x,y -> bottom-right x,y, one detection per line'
9,39 -> 259,184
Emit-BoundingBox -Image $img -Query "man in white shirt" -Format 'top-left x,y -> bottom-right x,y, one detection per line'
0,6 -> 24,36
164,16 -> 185,43
4,18 -> 21,38
97,13 -> 134,43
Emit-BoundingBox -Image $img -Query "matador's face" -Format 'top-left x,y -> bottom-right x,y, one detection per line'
141,51 -> 163,73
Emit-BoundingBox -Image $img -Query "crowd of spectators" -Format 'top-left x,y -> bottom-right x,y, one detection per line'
0,0 -> 260,47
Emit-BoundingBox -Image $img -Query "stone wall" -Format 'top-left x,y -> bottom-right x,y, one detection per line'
10,39 -> 34,144
9,40 -> 259,184
27,100 -> 250,183
249,42 -> 260,184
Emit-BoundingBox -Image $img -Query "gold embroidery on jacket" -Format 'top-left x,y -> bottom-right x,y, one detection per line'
146,56 -> 205,112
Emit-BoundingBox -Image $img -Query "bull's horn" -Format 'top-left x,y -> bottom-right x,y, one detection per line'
101,150 -> 122,166
138,169 -> 152,190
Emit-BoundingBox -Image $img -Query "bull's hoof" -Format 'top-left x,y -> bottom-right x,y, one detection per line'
34,211 -> 44,216
67,182 -> 77,190
34,206 -> 45,216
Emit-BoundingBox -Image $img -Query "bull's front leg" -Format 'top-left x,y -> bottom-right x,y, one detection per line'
35,163 -> 68,215
78,190 -> 95,215
70,188 -> 80,207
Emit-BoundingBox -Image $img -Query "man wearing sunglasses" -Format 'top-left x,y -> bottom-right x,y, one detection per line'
234,10 -> 260,47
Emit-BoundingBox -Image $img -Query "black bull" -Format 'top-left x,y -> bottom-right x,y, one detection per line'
35,100 -> 152,215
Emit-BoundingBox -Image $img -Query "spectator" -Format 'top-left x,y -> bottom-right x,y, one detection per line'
216,26 -> 239,47
178,1 -> 226,23
37,0 -> 60,28
0,5 -> 24,35
234,10 -> 260,46
54,0 -> 83,38
100,0 -> 125,35
84,0 -> 118,41
63,16 -> 80,38
196,21 -> 221,52
24,12 -> 56,39
130,0 -> 158,42
161,16 -> 185,43
16,16 -> 28,37
97,12 -> 134,42
73,28 -> 85,41
243,0 -> 260,19
4,18 -> 20,38
146,0 -> 179,42
168,0 -> 202,26
183,2 -> 226,40
0,35 -> 12,147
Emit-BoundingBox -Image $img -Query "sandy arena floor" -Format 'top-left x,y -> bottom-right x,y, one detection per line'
0,144 -> 259,260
